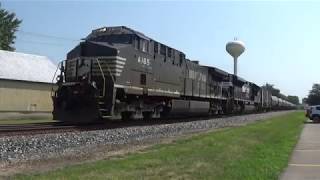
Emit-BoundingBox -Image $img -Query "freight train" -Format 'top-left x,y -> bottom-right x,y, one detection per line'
52,26 -> 294,122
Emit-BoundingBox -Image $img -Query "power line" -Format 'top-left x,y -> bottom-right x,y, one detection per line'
18,30 -> 82,42
18,39 -> 72,46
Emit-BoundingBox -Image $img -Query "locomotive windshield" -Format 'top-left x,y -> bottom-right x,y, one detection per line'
86,34 -> 133,45
85,26 -> 151,47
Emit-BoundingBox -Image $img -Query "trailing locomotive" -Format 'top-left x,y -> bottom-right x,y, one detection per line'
52,26 -> 294,122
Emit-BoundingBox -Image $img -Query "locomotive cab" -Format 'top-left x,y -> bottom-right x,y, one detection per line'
53,32 -> 129,122
52,43 -> 121,122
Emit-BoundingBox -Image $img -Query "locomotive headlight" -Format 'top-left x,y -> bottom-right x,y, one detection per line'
117,50 -> 120,54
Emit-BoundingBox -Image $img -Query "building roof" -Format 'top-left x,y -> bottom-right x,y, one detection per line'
0,50 -> 58,83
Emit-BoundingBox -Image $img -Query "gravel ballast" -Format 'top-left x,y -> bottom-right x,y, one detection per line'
0,111 -> 294,168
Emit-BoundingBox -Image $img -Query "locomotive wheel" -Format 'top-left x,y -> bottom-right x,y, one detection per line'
160,106 -> 170,118
121,112 -> 133,121
142,111 -> 153,120
61,100 -> 68,110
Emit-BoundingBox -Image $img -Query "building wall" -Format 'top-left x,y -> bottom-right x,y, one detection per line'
0,79 -> 54,112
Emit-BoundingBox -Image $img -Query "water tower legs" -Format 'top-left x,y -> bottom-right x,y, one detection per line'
226,40 -> 245,76
234,58 -> 238,75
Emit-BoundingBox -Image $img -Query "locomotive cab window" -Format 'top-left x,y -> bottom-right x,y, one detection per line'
154,42 -> 159,54
168,48 -> 172,57
137,37 -> 141,50
133,37 -> 138,49
141,40 -> 146,52
160,44 -> 166,56
179,53 -> 185,66
139,39 -> 149,53
140,74 -> 146,85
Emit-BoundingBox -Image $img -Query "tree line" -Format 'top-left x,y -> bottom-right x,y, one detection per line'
0,3 -> 21,51
304,84 -> 320,105
264,84 -> 300,105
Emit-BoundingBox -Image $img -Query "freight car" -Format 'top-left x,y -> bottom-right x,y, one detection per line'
52,26 -> 294,122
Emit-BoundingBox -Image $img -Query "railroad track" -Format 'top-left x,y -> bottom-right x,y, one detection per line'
0,111 -> 279,137
0,122 -> 80,136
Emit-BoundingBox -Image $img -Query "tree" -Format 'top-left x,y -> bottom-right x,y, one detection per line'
306,84 -> 320,105
302,97 -> 307,104
264,83 -> 281,98
287,95 -> 299,105
263,83 -> 298,102
279,93 -> 288,101
0,3 -> 22,51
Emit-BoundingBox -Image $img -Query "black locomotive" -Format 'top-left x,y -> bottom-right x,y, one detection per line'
52,26 -> 294,122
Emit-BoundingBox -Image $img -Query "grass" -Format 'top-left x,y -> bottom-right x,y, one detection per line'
0,112 -> 54,125
15,112 -> 304,180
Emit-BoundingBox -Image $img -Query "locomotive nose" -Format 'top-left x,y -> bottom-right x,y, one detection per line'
67,41 -> 119,59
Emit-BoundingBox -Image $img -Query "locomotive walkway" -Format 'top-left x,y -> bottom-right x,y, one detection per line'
281,122 -> 320,179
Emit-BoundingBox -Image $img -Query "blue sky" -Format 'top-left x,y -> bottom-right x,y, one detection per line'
2,1 -> 319,101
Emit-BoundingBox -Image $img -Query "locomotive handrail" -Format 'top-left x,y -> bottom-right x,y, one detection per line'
50,60 -> 63,97
105,63 -> 115,83
95,58 -> 106,97
94,57 -> 115,84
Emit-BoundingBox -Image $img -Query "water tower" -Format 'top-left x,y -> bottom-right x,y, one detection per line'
226,39 -> 245,75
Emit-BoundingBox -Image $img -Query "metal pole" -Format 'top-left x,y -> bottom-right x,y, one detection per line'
234,57 -> 237,75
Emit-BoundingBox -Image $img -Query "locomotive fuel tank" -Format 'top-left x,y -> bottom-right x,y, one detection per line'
171,99 -> 210,114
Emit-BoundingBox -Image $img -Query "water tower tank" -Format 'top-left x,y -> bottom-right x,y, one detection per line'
226,40 -> 245,75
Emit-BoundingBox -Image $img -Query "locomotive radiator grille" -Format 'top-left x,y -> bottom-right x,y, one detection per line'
65,59 -> 77,79
92,56 -> 127,77
64,56 -> 127,81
